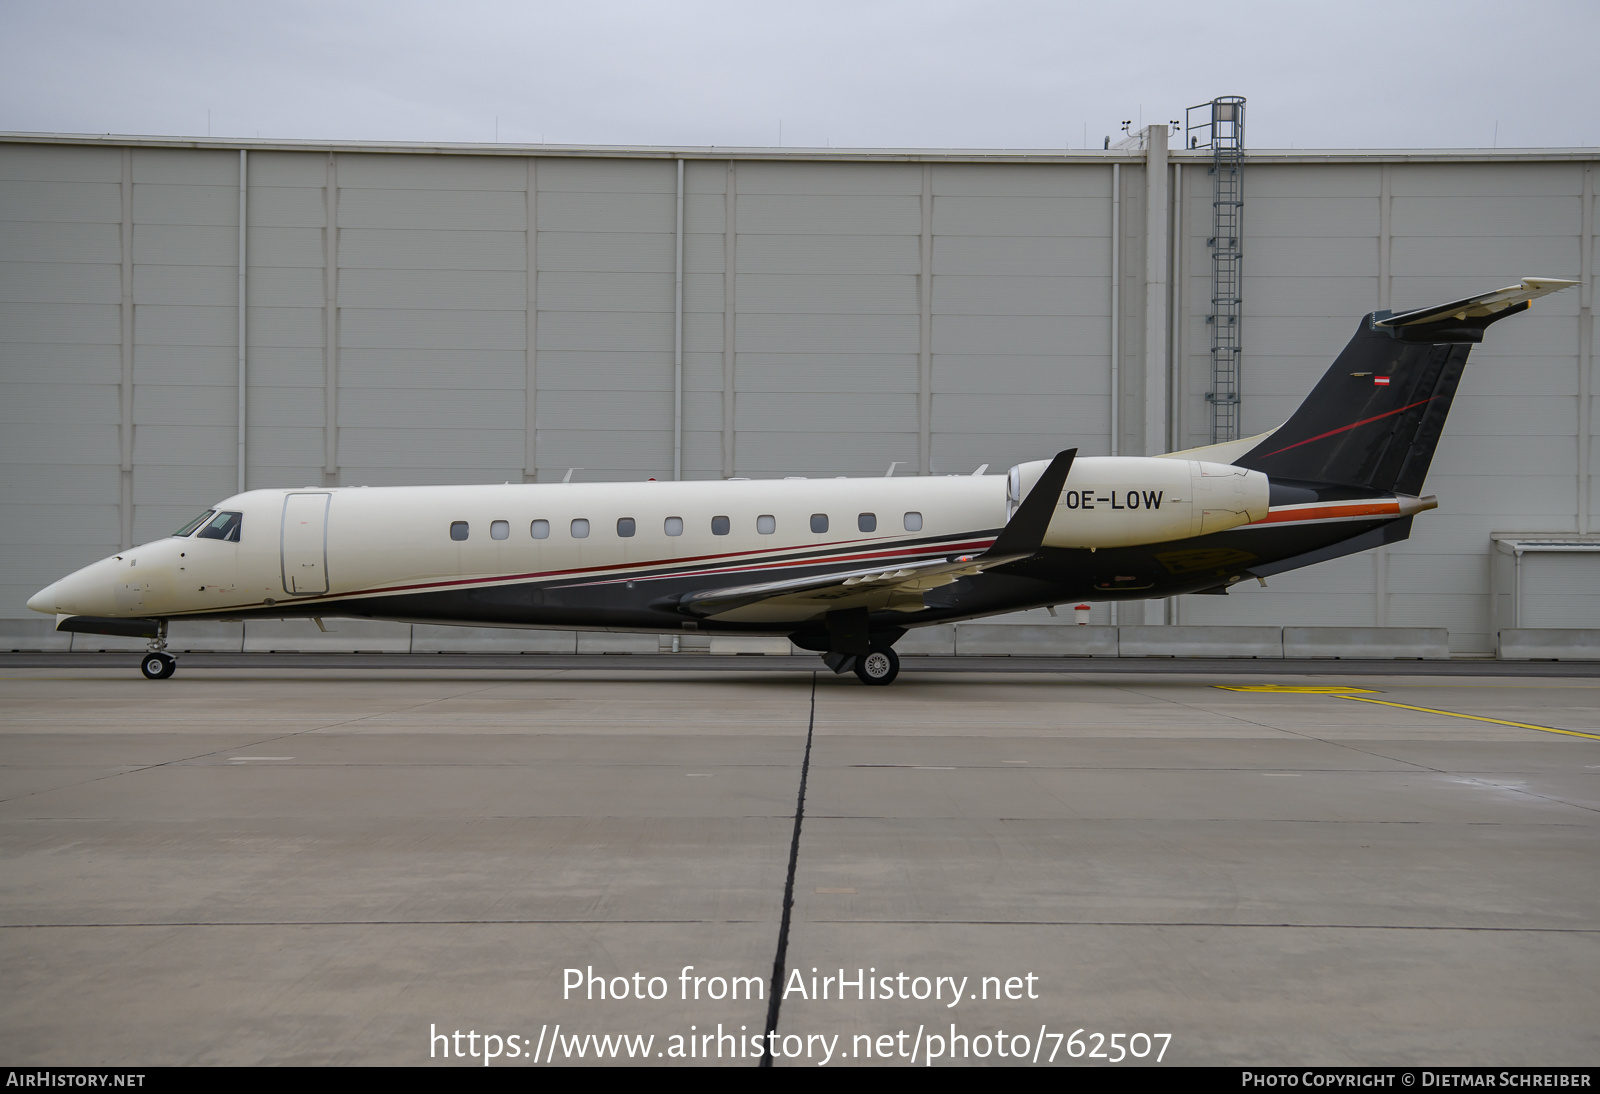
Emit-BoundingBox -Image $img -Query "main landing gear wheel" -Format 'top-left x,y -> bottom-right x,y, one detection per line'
140,652 -> 176,680
853,647 -> 900,686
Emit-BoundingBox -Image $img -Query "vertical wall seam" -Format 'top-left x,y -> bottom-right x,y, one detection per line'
323,152 -> 339,482
1170,161 -> 1183,454
1379,165 -> 1392,310
1109,163 -> 1120,459
1579,162 -> 1593,534
237,148 -> 247,495
119,147 -> 133,549
674,158 -> 684,481
723,160 -> 737,478
1168,159 -> 1182,628
1109,161 -> 1120,629
525,157 -> 538,480
1376,164 -> 1392,628
919,163 -> 933,475
1143,127 -> 1169,460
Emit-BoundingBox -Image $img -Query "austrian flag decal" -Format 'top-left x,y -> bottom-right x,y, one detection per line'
1374,376 -> 1391,386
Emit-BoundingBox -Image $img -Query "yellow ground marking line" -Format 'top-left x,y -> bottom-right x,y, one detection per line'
1332,695 -> 1600,741
1212,685 -> 1377,694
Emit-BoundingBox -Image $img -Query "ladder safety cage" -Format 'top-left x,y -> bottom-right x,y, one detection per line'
1186,96 -> 1246,444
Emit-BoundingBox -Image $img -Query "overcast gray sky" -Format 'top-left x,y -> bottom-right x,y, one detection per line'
3,0 -> 1596,150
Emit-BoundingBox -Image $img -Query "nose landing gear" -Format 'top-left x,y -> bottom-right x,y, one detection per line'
140,621 -> 175,679
140,652 -> 176,680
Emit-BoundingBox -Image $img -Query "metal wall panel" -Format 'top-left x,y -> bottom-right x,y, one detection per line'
1520,554 -> 1600,626
735,162 -> 920,195
248,186 -> 327,229
338,188 -> 527,231
340,348 -> 527,389
536,192 -> 672,233
340,228 -> 526,270
335,153 -> 526,191
935,164 -> 1110,197
0,221 -> 121,263
0,181 -> 120,222
737,233 -> 917,273
0,261 -> 120,303
339,388 -> 525,429
132,184 -> 239,226
737,194 -> 920,235
933,275 -> 1108,315
740,273 -> 917,313
0,302 -> 120,342
0,144 -> 120,181
735,353 -> 916,393
934,196 -> 1109,236
339,268 -> 526,309
934,235 -> 1110,276
340,307 -> 524,350
735,391 -> 917,432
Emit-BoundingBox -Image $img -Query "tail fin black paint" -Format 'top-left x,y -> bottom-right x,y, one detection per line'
1234,278 -> 1575,495
1233,320 -> 1470,495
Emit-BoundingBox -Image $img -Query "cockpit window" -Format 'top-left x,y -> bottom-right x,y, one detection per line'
172,510 -> 216,537
195,511 -> 243,542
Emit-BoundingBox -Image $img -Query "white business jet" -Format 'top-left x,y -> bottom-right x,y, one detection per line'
27,279 -> 1575,684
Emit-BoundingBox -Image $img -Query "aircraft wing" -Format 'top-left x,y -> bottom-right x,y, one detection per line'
676,449 -> 1079,624
677,551 -> 1024,623
1376,277 -> 1577,329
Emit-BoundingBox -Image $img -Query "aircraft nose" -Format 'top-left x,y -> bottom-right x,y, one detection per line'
27,581 -> 62,614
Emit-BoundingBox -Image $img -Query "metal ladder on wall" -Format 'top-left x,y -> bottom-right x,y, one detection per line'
1187,96 -> 1246,444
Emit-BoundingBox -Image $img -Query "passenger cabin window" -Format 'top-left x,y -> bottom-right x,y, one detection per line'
490,520 -> 509,540
711,516 -> 730,536
858,512 -> 876,533
531,519 -> 550,539
903,511 -> 923,531
571,519 -> 590,539
810,514 -> 829,534
450,521 -> 469,541
196,511 -> 243,542
172,510 -> 216,537
664,516 -> 683,537
617,517 -> 636,538
757,515 -> 776,535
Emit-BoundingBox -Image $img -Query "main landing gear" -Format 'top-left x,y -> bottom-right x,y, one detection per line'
822,646 -> 901,686
140,620 -> 175,680
853,647 -> 900,686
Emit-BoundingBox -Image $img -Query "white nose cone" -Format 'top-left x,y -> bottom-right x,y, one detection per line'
27,581 -> 62,615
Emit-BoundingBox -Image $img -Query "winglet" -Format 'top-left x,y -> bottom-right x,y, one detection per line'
983,449 -> 1076,558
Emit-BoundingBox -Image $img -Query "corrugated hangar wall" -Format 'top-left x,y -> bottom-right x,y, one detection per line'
1,135 -> 1595,652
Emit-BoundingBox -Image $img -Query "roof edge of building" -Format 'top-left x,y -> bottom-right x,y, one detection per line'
2,131 -> 1598,165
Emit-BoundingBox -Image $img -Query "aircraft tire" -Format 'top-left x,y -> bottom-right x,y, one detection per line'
853,647 -> 899,686
141,653 -> 176,680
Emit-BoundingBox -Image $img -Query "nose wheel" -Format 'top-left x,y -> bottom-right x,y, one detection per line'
852,647 -> 900,686
140,652 -> 176,680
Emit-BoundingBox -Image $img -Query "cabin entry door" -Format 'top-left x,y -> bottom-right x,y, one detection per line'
280,493 -> 331,596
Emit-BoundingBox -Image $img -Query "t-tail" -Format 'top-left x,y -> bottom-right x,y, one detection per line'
1230,278 -> 1576,494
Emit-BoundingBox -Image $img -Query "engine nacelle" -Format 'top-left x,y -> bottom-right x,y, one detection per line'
1007,456 -> 1270,549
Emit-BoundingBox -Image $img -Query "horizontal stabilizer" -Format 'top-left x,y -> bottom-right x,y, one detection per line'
1376,277 -> 1577,342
